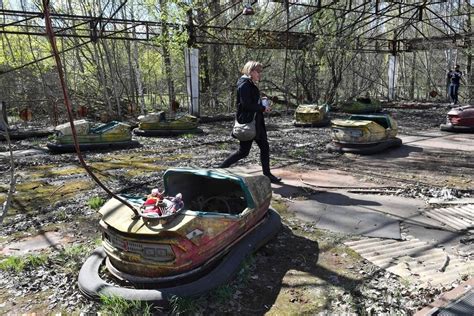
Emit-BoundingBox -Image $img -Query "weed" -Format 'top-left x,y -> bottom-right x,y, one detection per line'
218,142 -> 229,150
169,295 -> 200,315
56,209 -> 68,221
211,284 -> 233,304
57,244 -> 89,261
0,253 -> 48,272
26,253 -> 48,267
94,237 -> 103,246
400,277 -> 411,287
99,294 -> 154,315
54,244 -> 90,272
236,255 -> 255,285
271,197 -> 290,217
87,196 -> 106,210
180,133 -> 195,139
290,148 -> 306,157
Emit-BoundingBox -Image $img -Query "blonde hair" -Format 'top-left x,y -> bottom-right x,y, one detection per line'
241,61 -> 263,76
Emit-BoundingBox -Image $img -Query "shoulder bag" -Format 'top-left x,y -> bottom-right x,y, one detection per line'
232,113 -> 256,141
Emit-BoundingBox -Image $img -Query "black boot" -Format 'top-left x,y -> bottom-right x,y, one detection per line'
264,173 -> 282,183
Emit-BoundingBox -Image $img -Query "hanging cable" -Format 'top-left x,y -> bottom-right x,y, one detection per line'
42,0 -> 139,218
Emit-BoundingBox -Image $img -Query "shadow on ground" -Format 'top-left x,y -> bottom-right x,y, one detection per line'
232,225 -> 369,315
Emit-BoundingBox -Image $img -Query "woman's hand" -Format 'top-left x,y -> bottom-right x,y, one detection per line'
261,97 -> 272,112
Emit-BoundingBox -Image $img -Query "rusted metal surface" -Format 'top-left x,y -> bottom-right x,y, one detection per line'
138,112 -> 199,130
331,114 -> 398,144
425,204 -> 474,232
51,120 -> 133,144
446,106 -> 474,127
345,237 -> 473,287
99,168 -> 272,278
294,104 -> 329,126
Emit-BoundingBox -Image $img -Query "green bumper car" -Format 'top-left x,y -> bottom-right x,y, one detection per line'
340,97 -> 382,114
47,120 -> 139,153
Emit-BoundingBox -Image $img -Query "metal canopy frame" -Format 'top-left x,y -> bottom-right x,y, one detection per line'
0,0 -> 472,55
0,8 -> 180,41
189,0 -> 472,53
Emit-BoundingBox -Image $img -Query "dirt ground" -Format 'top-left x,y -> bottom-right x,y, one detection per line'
0,104 -> 472,315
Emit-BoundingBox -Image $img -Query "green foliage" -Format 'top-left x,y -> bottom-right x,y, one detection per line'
180,133 -> 195,139
218,142 -> 229,150
55,244 -> 89,272
211,284 -> 233,304
269,159 -> 279,169
94,237 -> 103,246
169,295 -> 200,315
0,253 -> 48,272
99,295 -> 153,315
57,244 -> 90,263
290,148 -> 306,157
87,196 -> 106,210
52,244 -> 94,273
236,255 -> 255,285
56,208 -> 68,221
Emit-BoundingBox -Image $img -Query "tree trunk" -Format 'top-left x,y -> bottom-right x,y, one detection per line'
92,43 -> 113,117
132,41 -> 146,115
159,0 -> 176,112
410,52 -> 416,100
101,39 -> 122,119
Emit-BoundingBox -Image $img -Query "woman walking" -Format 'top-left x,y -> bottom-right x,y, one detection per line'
218,61 -> 281,183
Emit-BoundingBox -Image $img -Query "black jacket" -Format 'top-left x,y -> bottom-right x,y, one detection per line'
235,76 -> 267,140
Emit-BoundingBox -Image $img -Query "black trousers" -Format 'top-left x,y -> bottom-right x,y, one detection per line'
219,137 -> 271,175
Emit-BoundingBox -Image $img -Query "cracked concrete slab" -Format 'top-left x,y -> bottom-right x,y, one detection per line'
399,131 -> 474,152
345,237 -> 473,287
0,231 -> 73,255
287,197 -> 401,239
284,190 -> 428,240
232,164 -> 454,241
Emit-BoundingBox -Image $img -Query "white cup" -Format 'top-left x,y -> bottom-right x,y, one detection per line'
262,98 -> 270,107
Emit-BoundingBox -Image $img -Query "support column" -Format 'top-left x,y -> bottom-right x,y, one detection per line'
388,54 -> 398,101
185,48 -> 200,117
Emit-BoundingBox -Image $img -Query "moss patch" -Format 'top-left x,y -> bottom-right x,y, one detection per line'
271,197 -> 294,218
10,180 -> 94,214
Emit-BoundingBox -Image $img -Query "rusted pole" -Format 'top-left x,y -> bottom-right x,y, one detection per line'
42,0 -> 139,218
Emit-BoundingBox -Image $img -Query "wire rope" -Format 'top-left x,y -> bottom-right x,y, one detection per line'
42,0 -> 139,218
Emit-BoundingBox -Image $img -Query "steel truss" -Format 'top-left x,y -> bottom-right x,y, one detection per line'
0,1 -> 472,53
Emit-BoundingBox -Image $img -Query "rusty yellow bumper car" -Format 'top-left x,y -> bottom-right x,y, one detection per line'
78,168 -> 281,304
133,111 -> 203,137
326,113 -> 402,154
294,104 -> 330,127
